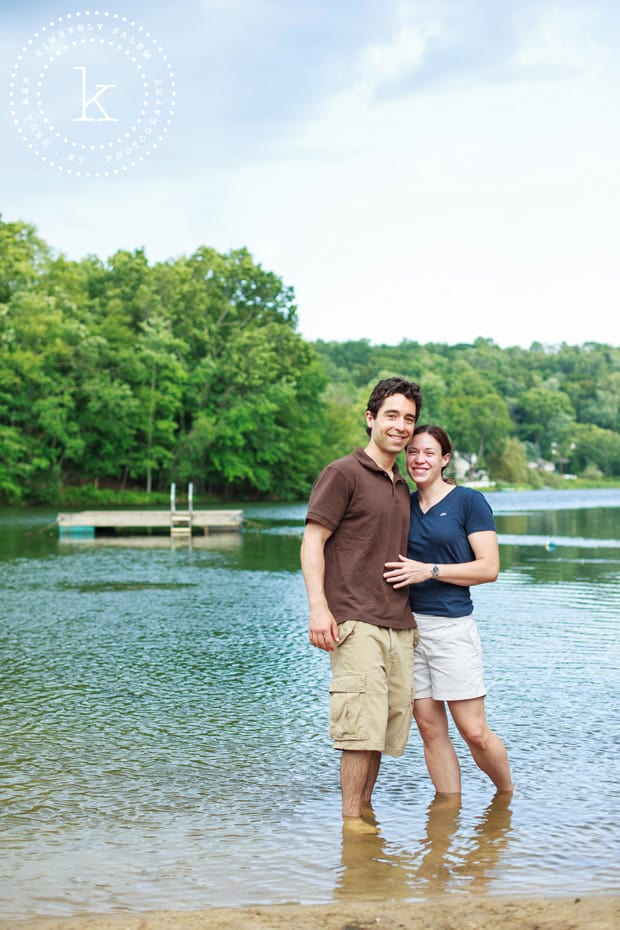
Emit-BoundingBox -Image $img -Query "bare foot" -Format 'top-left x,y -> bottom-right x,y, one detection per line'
342,816 -> 379,835
361,802 -> 378,825
431,791 -> 462,810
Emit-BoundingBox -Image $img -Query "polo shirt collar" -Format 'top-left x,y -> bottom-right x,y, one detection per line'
352,447 -> 406,484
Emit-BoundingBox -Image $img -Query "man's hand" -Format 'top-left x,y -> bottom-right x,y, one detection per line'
308,607 -> 340,651
383,554 -> 428,588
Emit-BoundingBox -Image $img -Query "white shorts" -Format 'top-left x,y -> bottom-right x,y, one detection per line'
413,613 -> 486,702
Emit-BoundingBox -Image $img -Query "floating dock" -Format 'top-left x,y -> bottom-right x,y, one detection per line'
57,509 -> 243,537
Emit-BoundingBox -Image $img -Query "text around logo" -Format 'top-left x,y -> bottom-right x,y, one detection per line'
8,9 -> 176,177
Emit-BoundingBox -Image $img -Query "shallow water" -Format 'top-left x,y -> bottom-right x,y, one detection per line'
0,488 -> 619,916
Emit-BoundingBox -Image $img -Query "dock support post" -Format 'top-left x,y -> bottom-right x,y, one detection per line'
170,482 -> 193,537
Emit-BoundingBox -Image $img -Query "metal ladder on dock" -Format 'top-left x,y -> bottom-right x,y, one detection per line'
170,482 -> 194,536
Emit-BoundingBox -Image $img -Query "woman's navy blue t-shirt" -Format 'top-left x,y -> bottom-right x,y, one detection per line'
408,485 -> 496,618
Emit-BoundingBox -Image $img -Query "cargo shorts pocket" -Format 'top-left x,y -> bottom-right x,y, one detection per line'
329,674 -> 368,741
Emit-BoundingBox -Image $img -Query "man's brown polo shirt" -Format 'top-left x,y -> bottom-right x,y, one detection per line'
305,447 -> 416,630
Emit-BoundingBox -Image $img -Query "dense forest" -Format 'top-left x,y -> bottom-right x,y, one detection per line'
1,214 -> 619,504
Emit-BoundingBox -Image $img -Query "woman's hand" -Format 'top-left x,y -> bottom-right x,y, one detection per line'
384,554 -> 429,588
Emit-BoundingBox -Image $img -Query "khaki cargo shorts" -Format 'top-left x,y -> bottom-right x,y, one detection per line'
328,620 -> 415,757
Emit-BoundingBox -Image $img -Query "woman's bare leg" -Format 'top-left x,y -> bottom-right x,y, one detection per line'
414,698 -> 462,794
449,697 -> 513,792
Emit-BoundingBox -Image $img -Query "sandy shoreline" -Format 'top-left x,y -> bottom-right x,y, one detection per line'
1,895 -> 618,930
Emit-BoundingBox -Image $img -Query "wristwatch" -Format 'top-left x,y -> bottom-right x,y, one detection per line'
431,564 -> 439,579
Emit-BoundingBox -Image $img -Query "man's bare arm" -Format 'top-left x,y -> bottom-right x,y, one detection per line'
300,522 -> 340,651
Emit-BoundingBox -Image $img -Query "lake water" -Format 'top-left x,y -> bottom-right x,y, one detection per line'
0,488 -> 619,917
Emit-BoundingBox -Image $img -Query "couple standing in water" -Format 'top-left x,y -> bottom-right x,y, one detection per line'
300,378 -> 512,833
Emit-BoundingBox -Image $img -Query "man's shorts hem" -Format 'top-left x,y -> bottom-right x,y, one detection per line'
332,740 -> 406,758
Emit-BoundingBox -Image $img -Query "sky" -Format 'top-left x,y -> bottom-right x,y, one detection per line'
2,0 -> 619,349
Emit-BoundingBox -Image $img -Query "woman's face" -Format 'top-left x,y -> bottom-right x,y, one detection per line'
406,432 -> 451,487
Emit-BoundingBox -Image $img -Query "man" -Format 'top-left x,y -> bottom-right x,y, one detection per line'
300,377 -> 423,833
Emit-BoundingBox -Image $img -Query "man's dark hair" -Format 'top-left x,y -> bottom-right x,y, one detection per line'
365,377 -> 423,436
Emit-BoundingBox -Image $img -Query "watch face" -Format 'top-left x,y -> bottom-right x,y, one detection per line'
432,565 -> 439,577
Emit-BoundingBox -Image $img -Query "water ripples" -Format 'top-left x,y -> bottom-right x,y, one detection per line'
1,496 -> 619,916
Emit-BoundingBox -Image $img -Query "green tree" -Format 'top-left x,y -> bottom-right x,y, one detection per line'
178,322 -> 325,498
0,425 -> 31,502
487,436 -> 531,485
440,362 -> 512,476
513,386 -> 576,459
569,423 -> 620,478
131,318 -> 187,494
0,216 -> 50,304
317,382 -> 369,466
2,211 -> 619,502
0,288 -> 84,498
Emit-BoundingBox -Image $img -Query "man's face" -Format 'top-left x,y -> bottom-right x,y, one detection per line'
365,393 -> 417,455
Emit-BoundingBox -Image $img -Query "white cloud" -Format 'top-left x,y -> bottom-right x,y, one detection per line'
2,0 -> 618,349
359,23 -> 430,95
513,3 -> 608,75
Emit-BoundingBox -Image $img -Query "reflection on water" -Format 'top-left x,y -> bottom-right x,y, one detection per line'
413,794 -> 465,892
0,489 -> 619,918
450,792 -> 513,893
57,532 -> 243,551
335,792 -> 513,902
336,813 -> 413,902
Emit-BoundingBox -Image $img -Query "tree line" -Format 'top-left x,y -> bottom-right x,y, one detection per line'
1,215 -> 618,504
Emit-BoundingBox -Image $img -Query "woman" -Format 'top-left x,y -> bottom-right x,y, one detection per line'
384,424 -> 513,795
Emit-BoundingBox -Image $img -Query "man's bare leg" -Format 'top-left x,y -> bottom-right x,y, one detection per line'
361,750 -> 381,807
341,749 -> 381,833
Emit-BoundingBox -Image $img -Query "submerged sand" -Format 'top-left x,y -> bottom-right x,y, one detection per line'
1,895 -> 618,930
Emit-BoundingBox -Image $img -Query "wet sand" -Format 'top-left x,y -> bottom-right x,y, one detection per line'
1,896 -> 618,930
